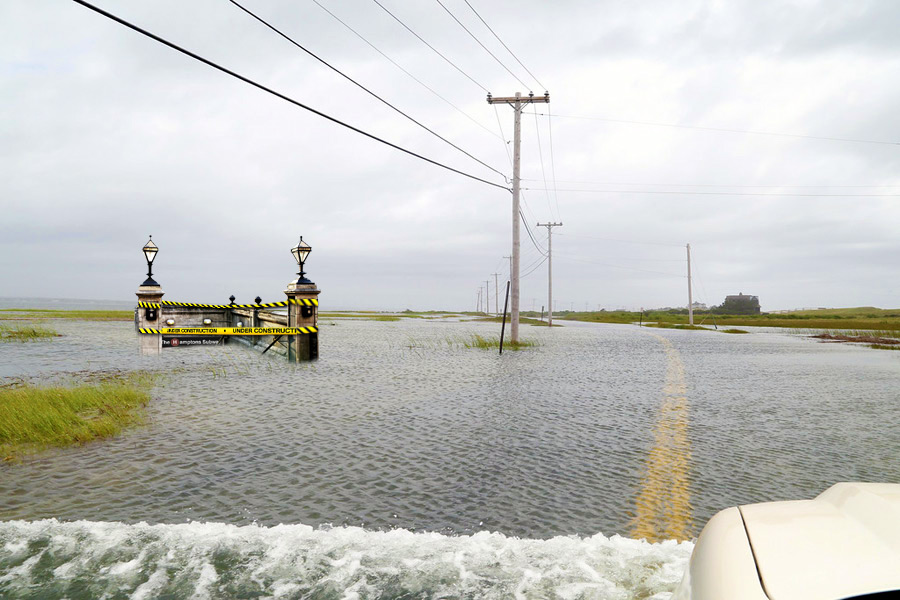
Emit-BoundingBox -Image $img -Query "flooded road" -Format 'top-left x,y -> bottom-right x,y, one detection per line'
1,317 -> 897,598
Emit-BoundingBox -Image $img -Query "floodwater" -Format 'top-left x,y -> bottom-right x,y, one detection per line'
1,315 -> 898,599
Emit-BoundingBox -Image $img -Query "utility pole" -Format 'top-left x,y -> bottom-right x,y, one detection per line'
687,243 -> 694,325
537,221 -> 562,327
485,280 -> 491,315
492,273 -> 501,315
489,91 -> 550,343
477,288 -> 482,313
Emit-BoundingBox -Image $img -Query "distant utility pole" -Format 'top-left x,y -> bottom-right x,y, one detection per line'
687,243 -> 694,325
476,288 -> 482,313
489,91 -> 550,343
492,273 -> 501,315
537,221 -> 562,327
485,280 -> 491,315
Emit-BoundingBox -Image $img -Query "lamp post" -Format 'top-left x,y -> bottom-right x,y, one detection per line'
291,236 -> 312,284
142,236 -> 159,286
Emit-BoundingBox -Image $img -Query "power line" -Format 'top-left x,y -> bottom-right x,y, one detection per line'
520,178 -> 900,189
520,208 -> 547,255
527,111 -> 900,146
522,254 -> 548,278
370,0 -> 489,93
555,252 -> 685,278
462,0 -> 546,91
532,108 -> 554,219
434,0 -> 530,89
546,104 -> 561,220
72,0 -> 509,191
311,0 -> 501,141
230,0 -> 507,181
556,232 -> 683,247
523,188 -> 900,197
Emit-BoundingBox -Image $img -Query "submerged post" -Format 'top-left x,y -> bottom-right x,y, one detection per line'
286,236 -> 319,361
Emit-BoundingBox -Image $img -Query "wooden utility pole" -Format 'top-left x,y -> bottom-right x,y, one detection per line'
489,91 -> 550,343
537,221 -> 562,327
492,273 -> 501,315
687,243 -> 694,325
485,280 -> 491,316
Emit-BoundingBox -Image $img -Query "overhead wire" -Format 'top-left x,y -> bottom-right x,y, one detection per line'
461,0 -> 546,91
71,0 -> 509,191
532,109 -> 554,219
554,252 -> 685,278
555,232 -> 683,247
229,0 -> 507,181
311,0 -> 501,141
522,254 -> 549,278
526,111 -> 900,146
433,0 -> 530,89
522,188 -> 900,197
370,0 -> 489,93
546,104 -> 561,219
519,178 -> 900,189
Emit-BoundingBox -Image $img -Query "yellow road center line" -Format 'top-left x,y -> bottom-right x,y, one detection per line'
632,333 -> 694,542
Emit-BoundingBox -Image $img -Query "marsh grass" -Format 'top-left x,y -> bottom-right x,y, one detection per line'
722,329 -> 749,334
462,334 -> 538,350
470,316 -> 560,327
0,323 -> 59,341
0,371 -> 157,460
556,307 -> 900,331
0,309 -> 133,321
870,344 -> 900,351
646,323 -> 709,331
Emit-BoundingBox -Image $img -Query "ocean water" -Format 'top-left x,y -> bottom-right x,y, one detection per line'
1,315 -> 898,598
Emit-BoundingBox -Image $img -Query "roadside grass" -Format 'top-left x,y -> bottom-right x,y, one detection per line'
554,307 -> 900,331
0,309 -> 132,321
646,323 -> 709,331
722,329 -> 750,334
470,316 -> 559,327
869,344 -> 900,351
462,334 -> 538,350
0,372 -> 157,461
0,323 -> 59,341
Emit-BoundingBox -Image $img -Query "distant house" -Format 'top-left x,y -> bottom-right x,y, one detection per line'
719,293 -> 761,314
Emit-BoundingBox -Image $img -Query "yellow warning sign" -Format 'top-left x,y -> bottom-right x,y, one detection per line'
139,327 -> 317,335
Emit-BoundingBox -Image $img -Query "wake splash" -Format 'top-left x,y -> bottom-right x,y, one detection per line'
0,519 -> 692,599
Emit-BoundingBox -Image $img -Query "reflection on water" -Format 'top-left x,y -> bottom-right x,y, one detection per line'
1,316 -> 899,598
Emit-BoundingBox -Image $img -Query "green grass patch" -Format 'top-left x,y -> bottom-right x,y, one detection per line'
554,307 -> 900,331
646,323 -> 709,330
0,309 -> 133,321
722,329 -> 749,334
0,372 -> 156,460
469,316 -> 559,327
869,344 -> 900,351
0,323 -> 59,341
462,333 -> 538,350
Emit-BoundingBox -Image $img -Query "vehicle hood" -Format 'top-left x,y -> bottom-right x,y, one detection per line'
739,482 -> 900,600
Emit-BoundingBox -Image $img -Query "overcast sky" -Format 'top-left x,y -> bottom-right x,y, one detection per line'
2,0 -> 899,311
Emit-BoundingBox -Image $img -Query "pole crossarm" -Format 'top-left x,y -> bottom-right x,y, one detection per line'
487,93 -> 550,104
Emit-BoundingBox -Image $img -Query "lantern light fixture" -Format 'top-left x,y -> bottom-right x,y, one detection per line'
142,236 -> 159,286
291,236 -> 312,284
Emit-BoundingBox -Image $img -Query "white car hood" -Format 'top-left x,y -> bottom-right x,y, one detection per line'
739,482 -> 900,600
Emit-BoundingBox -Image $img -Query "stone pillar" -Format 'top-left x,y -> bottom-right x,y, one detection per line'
136,284 -> 164,355
284,280 -> 320,361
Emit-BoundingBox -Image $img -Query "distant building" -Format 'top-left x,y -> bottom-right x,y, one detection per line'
719,292 -> 761,314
